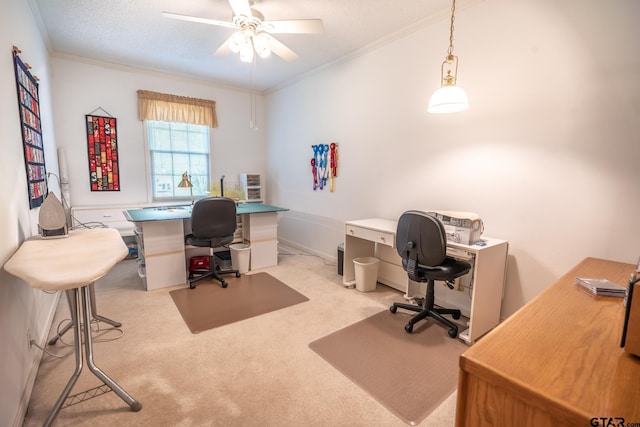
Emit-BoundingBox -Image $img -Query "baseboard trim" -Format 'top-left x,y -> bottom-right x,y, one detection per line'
14,291 -> 61,427
278,238 -> 337,263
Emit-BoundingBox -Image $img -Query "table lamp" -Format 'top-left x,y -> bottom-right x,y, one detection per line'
178,171 -> 194,204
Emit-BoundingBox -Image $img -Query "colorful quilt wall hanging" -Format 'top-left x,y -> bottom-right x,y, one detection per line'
13,46 -> 47,208
85,112 -> 120,191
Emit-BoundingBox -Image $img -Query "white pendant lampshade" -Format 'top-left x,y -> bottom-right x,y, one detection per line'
428,85 -> 469,114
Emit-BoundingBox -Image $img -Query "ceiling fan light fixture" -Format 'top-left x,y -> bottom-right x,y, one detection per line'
228,31 -> 244,53
239,42 -> 254,63
163,0 -> 323,63
253,33 -> 271,58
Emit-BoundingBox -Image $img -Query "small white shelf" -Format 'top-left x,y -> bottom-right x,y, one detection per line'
240,173 -> 263,203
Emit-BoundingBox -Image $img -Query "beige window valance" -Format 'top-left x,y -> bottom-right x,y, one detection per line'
137,90 -> 218,128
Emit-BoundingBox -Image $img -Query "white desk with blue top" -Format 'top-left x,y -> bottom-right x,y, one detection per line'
123,203 -> 288,290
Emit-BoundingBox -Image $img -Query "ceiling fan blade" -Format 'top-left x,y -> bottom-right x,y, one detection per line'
268,36 -> 299,62
162,11 -> 237,29
214,39 -> 232,57
263,19 -> 324,34
228,0 -> 252,18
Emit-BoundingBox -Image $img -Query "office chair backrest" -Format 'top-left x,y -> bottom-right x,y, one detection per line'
396,210 -> 447,267
190,197 -> 237,239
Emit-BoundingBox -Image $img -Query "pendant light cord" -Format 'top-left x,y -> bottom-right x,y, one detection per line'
249,58 -> 257,130
447,0 -> 457,56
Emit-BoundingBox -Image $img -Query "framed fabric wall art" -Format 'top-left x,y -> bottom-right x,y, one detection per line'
85,113 -> 120,191
12,46 -> 47,209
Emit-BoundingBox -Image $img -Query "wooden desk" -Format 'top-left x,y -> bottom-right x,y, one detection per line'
456,257 -> 640,427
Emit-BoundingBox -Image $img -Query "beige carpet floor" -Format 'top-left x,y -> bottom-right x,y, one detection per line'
22,246 -> 463,426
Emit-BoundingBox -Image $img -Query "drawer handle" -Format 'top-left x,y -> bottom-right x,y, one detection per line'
380,236 -> 386,242
349,229 -> 354,235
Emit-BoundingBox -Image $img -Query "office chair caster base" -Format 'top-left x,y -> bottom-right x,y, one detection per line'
448,328 -> 458,338
405,322 -> 414,333
221,280 -> 228,288
452,312 -> 461,320
235,272 -> 241,277
389,305 -> 398,314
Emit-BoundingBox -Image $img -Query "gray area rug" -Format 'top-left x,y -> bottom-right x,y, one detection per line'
309,310 -> 466,425
170,272 -> 309,333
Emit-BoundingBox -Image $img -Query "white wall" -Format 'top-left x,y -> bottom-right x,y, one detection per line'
50,56 -> 266,208
0,0 -> 61,425
266,0 -> 640,318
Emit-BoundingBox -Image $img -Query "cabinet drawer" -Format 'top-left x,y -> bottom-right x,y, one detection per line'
249,240 -> 278,270
345,225 -> 395,248
245,227 -> 277,242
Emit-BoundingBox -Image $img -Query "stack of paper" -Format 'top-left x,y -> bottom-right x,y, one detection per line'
575,277 -> 626,297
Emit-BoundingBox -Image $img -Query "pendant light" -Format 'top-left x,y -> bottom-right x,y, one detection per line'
428,0 -> 469,114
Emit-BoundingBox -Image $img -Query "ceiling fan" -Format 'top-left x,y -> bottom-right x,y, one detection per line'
162,0 -> 324,63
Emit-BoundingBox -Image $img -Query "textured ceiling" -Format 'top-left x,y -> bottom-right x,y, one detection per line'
31,0 -> 471,92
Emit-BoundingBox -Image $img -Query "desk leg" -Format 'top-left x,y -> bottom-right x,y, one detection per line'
42,287 -> 141,427
48,283 -> 121,345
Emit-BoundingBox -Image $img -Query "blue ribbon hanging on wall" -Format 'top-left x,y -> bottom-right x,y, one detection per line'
311,142 -> 338,192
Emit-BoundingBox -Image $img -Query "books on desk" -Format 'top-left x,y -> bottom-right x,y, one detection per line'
575,277 -> 626,297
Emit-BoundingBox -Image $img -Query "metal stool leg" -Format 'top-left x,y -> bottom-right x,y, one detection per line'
43,289 -> 84,427
48,283 -> 121,345
80,285 -> 142,411
42,286 -> 141,427
88,282 -> 122,328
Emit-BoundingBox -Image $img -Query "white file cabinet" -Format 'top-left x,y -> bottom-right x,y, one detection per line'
134,220 -> 186,290
240,211 -> 279,270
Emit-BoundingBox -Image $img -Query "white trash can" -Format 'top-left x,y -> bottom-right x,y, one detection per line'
230,243 -> 251,274
353,257 -> 380,292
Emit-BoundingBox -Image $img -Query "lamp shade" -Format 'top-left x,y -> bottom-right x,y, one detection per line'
178,172 -> 193,188
428,86 -> 469,114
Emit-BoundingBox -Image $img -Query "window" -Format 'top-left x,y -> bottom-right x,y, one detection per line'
136,89 -> 218,202
146,120 -> 210,201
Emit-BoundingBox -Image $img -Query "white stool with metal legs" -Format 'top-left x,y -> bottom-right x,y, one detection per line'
4,228 -> 142,426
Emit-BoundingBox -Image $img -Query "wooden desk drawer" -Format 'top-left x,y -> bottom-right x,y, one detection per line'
346,225 -> 395,248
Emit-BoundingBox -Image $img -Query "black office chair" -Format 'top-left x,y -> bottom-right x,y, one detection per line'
185,197 -> 240,289
390,210 -> 471,338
